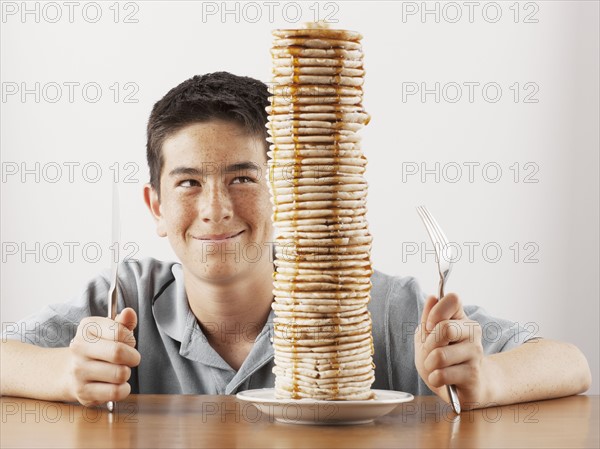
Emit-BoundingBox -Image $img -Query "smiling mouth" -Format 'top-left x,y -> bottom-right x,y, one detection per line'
194,230 -> 245,241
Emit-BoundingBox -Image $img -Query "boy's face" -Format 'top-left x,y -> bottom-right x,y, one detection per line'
145,120 -> 273,283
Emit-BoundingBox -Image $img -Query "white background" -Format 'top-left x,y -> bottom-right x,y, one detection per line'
1,1 -> 598,393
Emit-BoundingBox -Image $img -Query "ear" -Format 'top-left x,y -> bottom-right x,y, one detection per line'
143,183 -> 167,237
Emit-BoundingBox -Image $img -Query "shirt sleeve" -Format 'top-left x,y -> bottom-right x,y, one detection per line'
1,267 -> 125,348
382,272 -> 540,396
463,304 -> 541,353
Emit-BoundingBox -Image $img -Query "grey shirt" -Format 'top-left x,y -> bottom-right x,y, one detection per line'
2,258 -> 536,396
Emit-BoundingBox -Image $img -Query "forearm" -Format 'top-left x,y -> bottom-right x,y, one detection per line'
1,340 -> 74,401
482,338 -> 592,407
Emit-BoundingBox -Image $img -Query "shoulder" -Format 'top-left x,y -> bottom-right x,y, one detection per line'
371,269 -> 424,304
117,257 -> 180,306
369,269 -> 425,322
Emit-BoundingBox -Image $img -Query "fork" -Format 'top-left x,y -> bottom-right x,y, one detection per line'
416,205 -> 461,415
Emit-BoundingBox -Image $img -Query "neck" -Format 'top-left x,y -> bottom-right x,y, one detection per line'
183,257 -> 274,342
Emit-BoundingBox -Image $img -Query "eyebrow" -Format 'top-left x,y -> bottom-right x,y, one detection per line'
168,161 -> 261,177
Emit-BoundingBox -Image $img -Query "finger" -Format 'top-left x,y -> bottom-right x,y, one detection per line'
74,338 -> 141,367
77,381 -> 131,406
116,308 -> 137,332
415,296 -> 438,345
426,292 -> 465,332
420,295 -> 438,332
78,317 -> 135,345
423,339 -> 483,372
424,320 -> 481,352
74,359 -> 132,385
428,362 -> 481,389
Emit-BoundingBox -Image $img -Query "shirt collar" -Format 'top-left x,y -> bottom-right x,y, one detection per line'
152,263 -> 188,342
152,263 -> 275,372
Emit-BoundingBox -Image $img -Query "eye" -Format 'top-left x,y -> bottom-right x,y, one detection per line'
178,179 -> 200,188
231,176 -> 254,184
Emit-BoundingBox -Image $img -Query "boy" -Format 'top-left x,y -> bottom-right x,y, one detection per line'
1,72 -> 591,408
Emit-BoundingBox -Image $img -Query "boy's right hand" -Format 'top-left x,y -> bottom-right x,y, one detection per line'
66,307 -> 141,407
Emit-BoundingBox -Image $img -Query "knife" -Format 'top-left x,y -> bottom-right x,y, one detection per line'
107,183 -> 120,413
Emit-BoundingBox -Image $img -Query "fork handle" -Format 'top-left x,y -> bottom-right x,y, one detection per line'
446,385 -> 461,414
438,279 -> 461,414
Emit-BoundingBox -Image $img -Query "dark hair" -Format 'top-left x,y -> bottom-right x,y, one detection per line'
146,71 -> 270,195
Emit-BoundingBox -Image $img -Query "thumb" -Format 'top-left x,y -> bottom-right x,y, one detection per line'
420,295 -> 438,335
115,307 -> 137,332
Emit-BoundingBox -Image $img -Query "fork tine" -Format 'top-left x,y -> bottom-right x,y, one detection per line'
417,206 -> 442,248
416,206 -> 442,263
422,206 -> 449,248
416,206 -> 435,243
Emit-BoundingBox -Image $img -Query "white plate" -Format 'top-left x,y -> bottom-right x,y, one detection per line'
236,388 -> 414,425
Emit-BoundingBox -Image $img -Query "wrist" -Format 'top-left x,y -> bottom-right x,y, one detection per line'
58,347 -> 77,402
479,355 -> 501,406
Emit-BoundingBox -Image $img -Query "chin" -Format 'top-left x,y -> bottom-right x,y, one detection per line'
194,259 -> 249,283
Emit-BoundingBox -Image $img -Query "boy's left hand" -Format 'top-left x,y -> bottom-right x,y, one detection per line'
414,293 -> 490,409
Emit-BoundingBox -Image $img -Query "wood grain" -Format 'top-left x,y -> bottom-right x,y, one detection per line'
1,395 -> 597,448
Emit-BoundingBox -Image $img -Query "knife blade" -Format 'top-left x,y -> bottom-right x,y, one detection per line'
107,183 -> 120,413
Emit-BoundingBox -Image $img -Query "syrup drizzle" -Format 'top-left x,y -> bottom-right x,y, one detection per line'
270,28 -> 374,400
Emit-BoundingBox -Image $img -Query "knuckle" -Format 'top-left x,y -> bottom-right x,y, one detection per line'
114,365 -> 130,383
436,322 -> 453,342
435,369 -> 447,385
112,342 -> 126,362
112,383 -> 130,402
429,370 -> 442,387
131,350 -> 142,367
441,321 -> 453,338
75,383 -> 88,402
119,382 -> 132,400
467,363 -> 480,378
72,361 -> 86,381
109,384 -> 122,401
69,337 -> 82,352
122,329 -> 135,345
115,323 -> 127,340
447,292 -> 460,306
433,348 -> 447,367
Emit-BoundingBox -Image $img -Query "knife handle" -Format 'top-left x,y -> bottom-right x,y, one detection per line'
107,279 -> 118,413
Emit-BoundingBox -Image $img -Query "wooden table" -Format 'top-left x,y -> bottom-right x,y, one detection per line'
1,395 -> 597,448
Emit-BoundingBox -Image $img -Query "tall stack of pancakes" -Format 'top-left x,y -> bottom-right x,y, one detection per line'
267,24 -> 375,400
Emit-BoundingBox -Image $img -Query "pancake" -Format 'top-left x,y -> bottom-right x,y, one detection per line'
272,27 -> 363,41
269,22 -> 374,401
272,66 -> 365,77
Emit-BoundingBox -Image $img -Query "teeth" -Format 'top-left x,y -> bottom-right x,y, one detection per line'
268,23 -> 375,401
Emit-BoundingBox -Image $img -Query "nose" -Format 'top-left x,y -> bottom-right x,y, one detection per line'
200,182 -> 233,224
